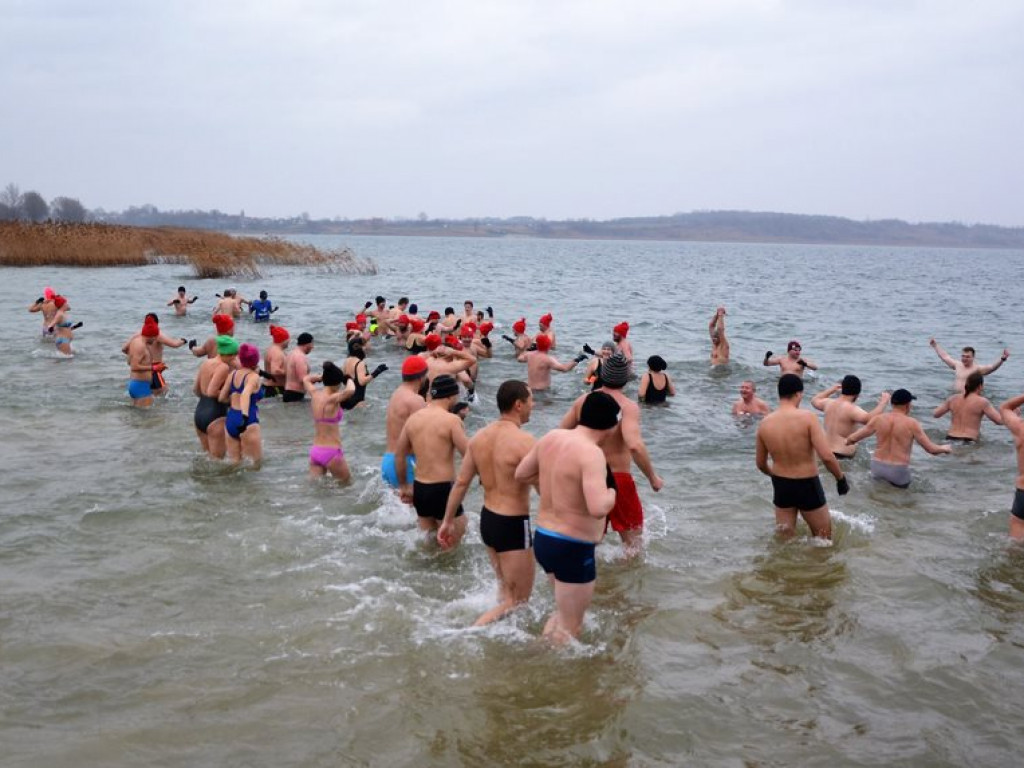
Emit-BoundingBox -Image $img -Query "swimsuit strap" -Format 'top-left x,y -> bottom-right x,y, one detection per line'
315,406 -> 343,424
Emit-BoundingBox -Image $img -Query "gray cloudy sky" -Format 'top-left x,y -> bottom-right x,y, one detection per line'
3,0 -> 1023,224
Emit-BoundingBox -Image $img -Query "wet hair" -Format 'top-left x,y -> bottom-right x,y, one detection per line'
145,312 -> 159,323
347,339 -> 366,360
841,375 -> 862,397
965,371 -> 984,395
778,373 -> 804,398
297,332 -> 314,346
409,303 -> 418,315
647,355 -> 667,372
444,306 -> 455,316
375,295 -> 385,305
177,286 -> 186,293
322,361 -> 345,387
496,380 -> 531,413
962,346 -> 976,356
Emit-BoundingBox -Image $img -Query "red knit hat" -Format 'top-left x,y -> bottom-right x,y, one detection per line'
613,322 -> 629,338
270,325 -> 290,343
141,317 -> 160,338
539,313 -> 553,328
425,333 -> 442,351
535,334 -> 552,352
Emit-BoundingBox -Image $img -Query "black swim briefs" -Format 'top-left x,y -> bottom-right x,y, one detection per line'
1012,489 -> 1024,521
413,480 -> 464,521
282,389 -> 305,403
771,475 -> 827,511
480,506 -> 532,552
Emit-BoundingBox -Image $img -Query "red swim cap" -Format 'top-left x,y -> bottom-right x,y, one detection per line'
613,322 -> 629,337
460,322 -> 476,338
444,334 -> 462,349
345,322 -> 360,331
513,318 -> 526,334
356,314 -> 368,326
401,355 -> 428,378
427,310 -> 441,321
479,322 -> 494,336
270,325 -> 290,343
397,314 -> 410,326
213,314 -> 234,335
53,295 -> 67,309
535,334 -> 552,352
425,333 -> 442,351
539,313 -> 553,328
141,317 -> 160,338
410,318 -> 426,332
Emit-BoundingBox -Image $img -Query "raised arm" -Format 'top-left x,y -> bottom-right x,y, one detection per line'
933,397 -> 952,419
979,349 -> 1010,376
862,392 -> 891,421
811,383 -> 840,412
763,351 -> 781,368
929,338 -> 957,369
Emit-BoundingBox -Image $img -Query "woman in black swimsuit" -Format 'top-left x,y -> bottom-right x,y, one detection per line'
638,355 -> 675,405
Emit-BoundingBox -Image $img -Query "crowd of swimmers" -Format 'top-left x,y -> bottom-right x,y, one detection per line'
28,290 -> 1024,645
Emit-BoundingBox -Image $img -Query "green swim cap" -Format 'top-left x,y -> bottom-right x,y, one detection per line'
217,335 -> 239,355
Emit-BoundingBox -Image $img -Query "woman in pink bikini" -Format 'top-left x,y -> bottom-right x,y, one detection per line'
303,361 -> 356,482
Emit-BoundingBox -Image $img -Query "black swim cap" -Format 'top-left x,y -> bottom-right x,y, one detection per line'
841,375 -> 862,396
322,361 -> 344,387
647,355 -> 667,373
409,303 -> 418,315
430,374 -> 460,400
778,373 -> 804,398
579,391 -> 621,430
259,290 -> 268,300
297,332 -> 314,345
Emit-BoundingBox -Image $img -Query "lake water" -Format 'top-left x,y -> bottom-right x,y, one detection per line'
3,236 -> 1024,767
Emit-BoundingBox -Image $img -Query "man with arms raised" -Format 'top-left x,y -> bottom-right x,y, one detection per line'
709,306 -> 729,365
731,380 -> 771,417
381,356 -> 428,488
755,373 -> 848,540
560,352 -> 662,557
514,391 -> 619,646
930,338 -> 1009,393
998,391 -> 1024,540
439,380 -> 537,626
811,375 -> 890,458
764,340 -> 817,378
846,388 -> 952,488
395,374 -> 468,536
517,335 -> 586,392
167,286 -> 198,317
932,372 -> 1002,443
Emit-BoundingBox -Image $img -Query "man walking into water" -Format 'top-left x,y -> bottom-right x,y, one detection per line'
515,391 -> 620,646
438,380 -> 537,626
517,335 -> 586,391
283,332 -> 314,402
559,352 -> 662,557
929,338 -> 1009,393
755,373 -> 848,540
998,391 -> 1024,540
811,375 -> 890,458
933,372 -> 1002,443
846,389 -> 952,488
381,356 -> 428,488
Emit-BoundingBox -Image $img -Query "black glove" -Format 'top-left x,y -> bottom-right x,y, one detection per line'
486,306 -> 494,317
271,306 -> 279,313
837,476 -> 850,496
764,351 -> 773,362
47,326 -> 55,333
798,359 -> 808,369
259,368 -> 274,379
35,297 -> 44,305
188,296 -> 198,304
606,464 -> 618,490
573,353 -> 587,364
528,343 -> 537,352
215,293 -> 223,298
179,337 -> 188,345
71,322 -> 83,330
364,301 -> 372,309
481,337 -> 492,349
188,339 -> 198,349
453,318 -> 462,330
237,414 -> 249,433
502,334 -> 516,345
370,364 -> 388,378
171,298 -> 181,305
582,343 -> 596,356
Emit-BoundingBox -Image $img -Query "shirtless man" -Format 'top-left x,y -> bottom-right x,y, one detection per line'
192,335 -> 237,458
932,372 -> 1002,443
514,391 -> 620,645
262,325 -> 290,397
470,322 -> 494,359
709,307 -> 729,365
439,380 -> 537,625
731,380 -> 771,416
811,375 -> 890,458
764,340 -> 817,378
755,374 -> 847,540
930,338 -> 1009,393
395,374 -> 469,536
846,389 -> 952,488
363,296 -> 392,335
213,289 -> 247,318
167,286 -> 198,316
29,289 -> 59,339
126,317 -> 160,408
517,335 -> 586,391
537,313 -> 557,350
422,334 -> 476,391
381,356 -> 429,488
192,314 -> 234,359
502,318 -> 533,354
559,352 -> 662,557
612,322 -> 633,368
997,392 -> 1024,539
461,300 -> 476,327
121,313 -> 191,395
283,332 -> 314,402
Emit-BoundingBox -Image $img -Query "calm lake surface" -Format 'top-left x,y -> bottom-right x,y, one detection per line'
3,236 -> 1024,767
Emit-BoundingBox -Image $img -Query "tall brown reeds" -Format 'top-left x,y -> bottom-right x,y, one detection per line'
0,222 -> 376,278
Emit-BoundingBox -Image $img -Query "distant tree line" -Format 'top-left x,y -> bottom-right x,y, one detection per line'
0,183 -> 88,223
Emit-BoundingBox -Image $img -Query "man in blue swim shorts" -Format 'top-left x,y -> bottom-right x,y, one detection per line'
125,316 -> 160,408
515,391 -> 620,645
381,355 -> 429,489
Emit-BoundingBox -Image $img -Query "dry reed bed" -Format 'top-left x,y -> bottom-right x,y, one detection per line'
0,222 -> 376,278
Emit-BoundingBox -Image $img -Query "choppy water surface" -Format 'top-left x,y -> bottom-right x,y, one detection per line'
4,237 -> 1024,766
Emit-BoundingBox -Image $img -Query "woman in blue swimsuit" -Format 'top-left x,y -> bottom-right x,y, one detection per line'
223,343 -> 265,466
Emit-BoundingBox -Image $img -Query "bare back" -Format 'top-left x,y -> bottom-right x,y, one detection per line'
756,408 -> 828,477
401,405 -> 466,482
471,421 -> 535,516
530,430 -> 612,543
385,384 -> 426,451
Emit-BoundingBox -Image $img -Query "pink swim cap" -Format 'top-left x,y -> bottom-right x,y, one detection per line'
43,286 -> 55,300
238,343 -> 260,369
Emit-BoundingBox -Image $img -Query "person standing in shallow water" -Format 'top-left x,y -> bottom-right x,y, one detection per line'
708,307 -> 729,365
998,391 -> 1024,540
638,355 -> 674,404
755,373 -> 848,540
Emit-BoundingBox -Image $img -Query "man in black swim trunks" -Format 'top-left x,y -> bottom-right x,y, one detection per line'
755,374 -> 848,541
998,391 -> 1024,540
395,374 -> 469,537
439,380 -> 537,626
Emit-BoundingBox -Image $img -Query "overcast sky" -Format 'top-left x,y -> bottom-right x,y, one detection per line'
3,0 -> 1022,224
